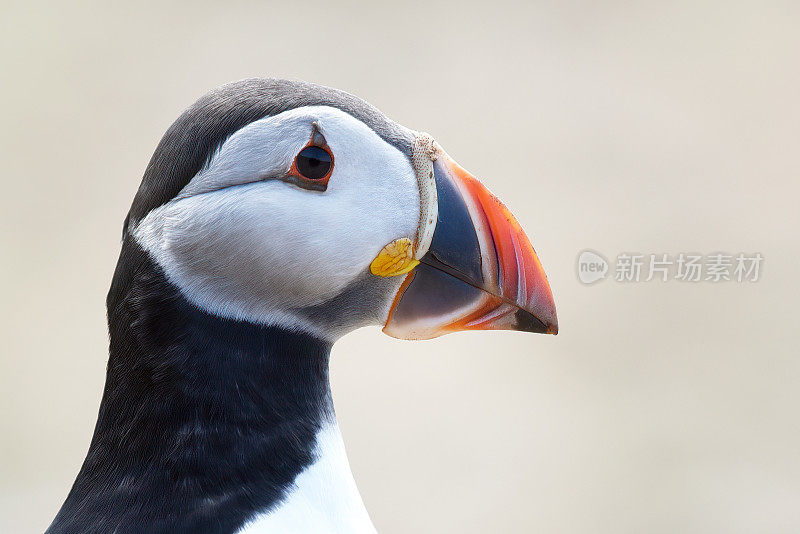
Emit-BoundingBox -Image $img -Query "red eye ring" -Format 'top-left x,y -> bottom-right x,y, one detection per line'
285,128 -> 334,191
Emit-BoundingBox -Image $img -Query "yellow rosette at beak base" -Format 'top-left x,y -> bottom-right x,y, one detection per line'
369,238 -> 420,277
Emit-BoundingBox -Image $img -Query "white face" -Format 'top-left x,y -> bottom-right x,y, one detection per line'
134,106 -> 420,340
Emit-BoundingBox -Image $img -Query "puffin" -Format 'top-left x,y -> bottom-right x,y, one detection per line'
46,78 -> 558,534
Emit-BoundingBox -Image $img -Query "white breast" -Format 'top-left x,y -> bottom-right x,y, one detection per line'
236,420 -> 377,534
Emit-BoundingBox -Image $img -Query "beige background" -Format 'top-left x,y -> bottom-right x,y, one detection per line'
2,1 -> 799,532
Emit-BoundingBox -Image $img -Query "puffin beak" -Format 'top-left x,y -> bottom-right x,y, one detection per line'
383,153 -> 558,340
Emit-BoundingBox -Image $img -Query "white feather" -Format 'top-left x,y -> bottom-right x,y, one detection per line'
134,106 -> 419,340
236,420 -> 377,534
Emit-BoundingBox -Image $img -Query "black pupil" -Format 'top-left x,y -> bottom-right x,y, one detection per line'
296,146 -> 332,180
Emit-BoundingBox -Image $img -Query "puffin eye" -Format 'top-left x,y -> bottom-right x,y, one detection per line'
295,146 -> 332,181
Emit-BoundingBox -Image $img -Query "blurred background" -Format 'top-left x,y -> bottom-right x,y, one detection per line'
1,1 -> 799,532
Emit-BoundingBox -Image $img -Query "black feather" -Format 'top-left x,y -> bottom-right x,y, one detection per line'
47,241 -> 333,534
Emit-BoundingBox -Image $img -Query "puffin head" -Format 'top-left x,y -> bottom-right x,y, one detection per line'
126,79 -> 557,342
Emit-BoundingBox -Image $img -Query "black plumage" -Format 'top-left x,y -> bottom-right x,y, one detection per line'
48,242 -> 333,534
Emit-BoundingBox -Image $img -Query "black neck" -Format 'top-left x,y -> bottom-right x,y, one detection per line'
48,241 -> 333,534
